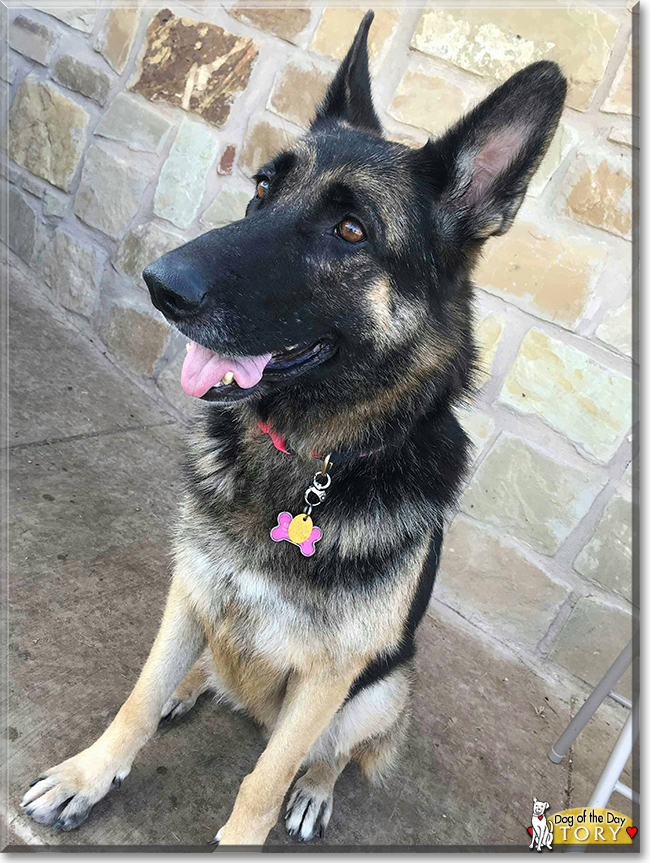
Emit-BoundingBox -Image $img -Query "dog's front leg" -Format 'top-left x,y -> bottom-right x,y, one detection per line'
21,577 -> 205,830
215,661 -> 362,846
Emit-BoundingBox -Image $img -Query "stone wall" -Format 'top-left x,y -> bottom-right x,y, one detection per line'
3,2 -> 637,702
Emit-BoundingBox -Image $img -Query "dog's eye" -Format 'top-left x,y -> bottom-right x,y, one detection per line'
256,179 -> 269,199
336,219 -> 365,243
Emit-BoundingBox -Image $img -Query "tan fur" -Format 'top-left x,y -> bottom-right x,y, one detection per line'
367,275 -> 392,332
353,708 -> 410,783
205,611 -> 288,728
217,661 -> 364,844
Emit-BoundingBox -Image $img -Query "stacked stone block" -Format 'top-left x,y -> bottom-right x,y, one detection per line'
3,2 -> 636,703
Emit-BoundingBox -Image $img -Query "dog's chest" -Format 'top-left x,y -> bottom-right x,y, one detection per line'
175,529 -> 353,665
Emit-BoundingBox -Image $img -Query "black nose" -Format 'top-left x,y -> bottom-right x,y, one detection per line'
142,254 -> 207,320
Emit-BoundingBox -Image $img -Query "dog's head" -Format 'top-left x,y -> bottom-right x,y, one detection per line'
532,798 -> 550,816
144,12 -> 566,449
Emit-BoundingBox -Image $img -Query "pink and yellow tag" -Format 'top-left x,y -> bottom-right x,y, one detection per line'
271,512 -> 322,556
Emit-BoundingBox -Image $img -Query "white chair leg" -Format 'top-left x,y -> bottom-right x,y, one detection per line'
548,640 -> 633,764
588,700 -> 639,809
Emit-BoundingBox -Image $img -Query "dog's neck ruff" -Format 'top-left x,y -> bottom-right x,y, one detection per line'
257,421 -> 374,462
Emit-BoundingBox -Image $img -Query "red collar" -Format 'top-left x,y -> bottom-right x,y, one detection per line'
257,421 -> 294,455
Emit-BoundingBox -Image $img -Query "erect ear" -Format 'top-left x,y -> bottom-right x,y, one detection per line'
416,61 -> 566,241
311,10 -> 382,135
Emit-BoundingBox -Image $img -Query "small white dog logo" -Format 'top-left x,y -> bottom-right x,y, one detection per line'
529,797 -> 553,851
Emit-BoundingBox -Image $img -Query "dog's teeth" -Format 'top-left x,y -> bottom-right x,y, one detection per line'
186,342 -> 192,352
286,344 -> 298,351
222,371 -> 234,385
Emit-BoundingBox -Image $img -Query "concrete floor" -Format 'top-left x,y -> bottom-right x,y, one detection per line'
5,252 -> 634,850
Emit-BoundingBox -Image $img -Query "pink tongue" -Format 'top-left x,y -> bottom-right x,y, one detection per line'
181,342 -> 272,398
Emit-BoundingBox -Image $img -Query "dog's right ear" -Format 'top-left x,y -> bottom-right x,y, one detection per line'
311,10 -> 382,135
414,61 -> 566,242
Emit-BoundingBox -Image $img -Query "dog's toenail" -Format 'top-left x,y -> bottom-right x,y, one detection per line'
113,777 -> 122,789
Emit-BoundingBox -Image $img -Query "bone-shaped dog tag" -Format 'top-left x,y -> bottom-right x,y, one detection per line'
271,512 -> 322,556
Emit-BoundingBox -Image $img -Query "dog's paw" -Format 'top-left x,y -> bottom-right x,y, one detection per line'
160,693 -> 198,723
284,781 -> 333,842
20,749 -> 130,831
208,826 -> 224,845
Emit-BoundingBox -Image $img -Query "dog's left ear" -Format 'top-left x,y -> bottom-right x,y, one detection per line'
311,10 -> 382,135
416,61 -> 566,241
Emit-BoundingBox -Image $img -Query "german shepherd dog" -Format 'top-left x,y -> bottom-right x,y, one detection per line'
22,13 -> 566,846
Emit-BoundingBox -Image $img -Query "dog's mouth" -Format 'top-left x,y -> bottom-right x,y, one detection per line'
181,339 -> 336,402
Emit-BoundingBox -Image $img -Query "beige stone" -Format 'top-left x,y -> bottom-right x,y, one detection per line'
153,119 -> 220,230
550,597 -> 633,699
228,4 -> 310,43
114,222 -> 185,285
9,14 -> 58,65
53,54 -> 111,106
475,222 -> 607,330
437,517 -> 570,647
95,93 -> 172,154
475,313 -> 504,389
74,144 -> 156,240
528,123 -> 578,197
384,123 -> 428,149
563,153 -> 632,240
8,188 -> 39,265
411,7 -> 619,112
97,302 -> 169,377
238,116 -> 300,178
43,232 -> 107,318
131,10 -> 257,128
8,76 -> 89,192
601,44 -> 634,116
21,175 -> 44,198
31,5 -> 100,34
454,406 -> 495,459
462,434 -> 606,554
608,121 -> 636,149
268,59 -> 330,130
200,189 -> 250,229
574,494 -> 633,603
387,69 -> 472,137
43,190 -> 67,219
596,296 -> 632,358
500,329 -> 632,463
311,6 -> 400,62
94,7 -> 140,74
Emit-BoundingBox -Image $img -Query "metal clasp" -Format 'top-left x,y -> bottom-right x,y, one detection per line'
303,453 -> 333,517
